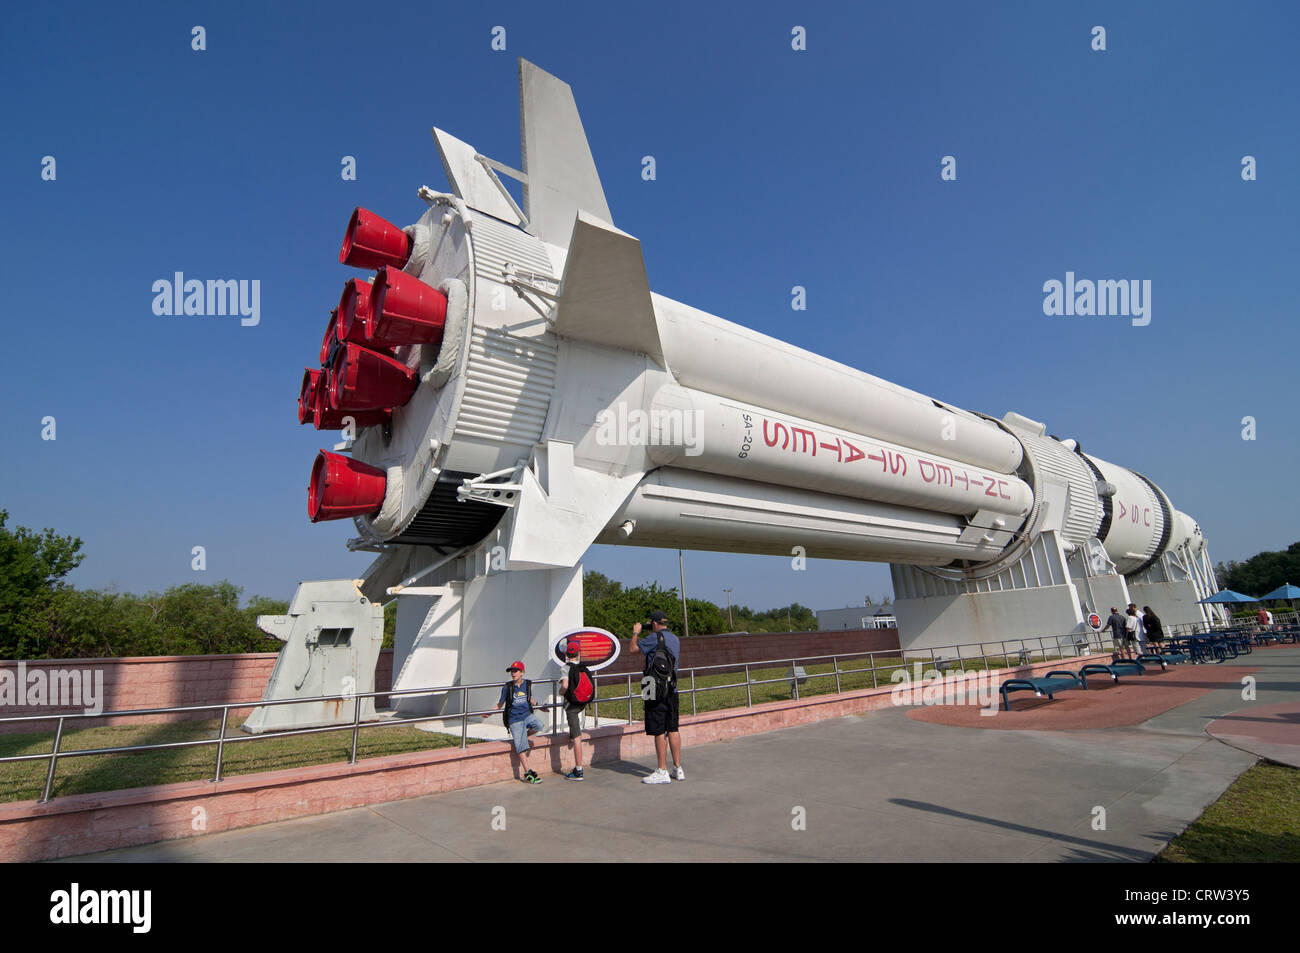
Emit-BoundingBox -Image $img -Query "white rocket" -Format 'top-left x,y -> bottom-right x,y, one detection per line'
290,60 -> 1222,716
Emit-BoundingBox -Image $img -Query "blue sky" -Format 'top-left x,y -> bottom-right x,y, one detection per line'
1,1 -> 1296,614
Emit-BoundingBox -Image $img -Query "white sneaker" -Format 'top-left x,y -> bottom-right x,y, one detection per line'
673,764 -> 685,781
642,768 -> 672,784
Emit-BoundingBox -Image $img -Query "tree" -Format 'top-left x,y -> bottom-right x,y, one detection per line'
1215,542 -> 1300,599
383,600 -> 397,648
0,510 -> 85,658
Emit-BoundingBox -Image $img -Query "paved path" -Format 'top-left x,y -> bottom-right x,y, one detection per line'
61,646 -> 1296,863
1207,701 -> 1300,768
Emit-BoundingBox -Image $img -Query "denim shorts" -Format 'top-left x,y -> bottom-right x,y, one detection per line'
508,712 -> 545,752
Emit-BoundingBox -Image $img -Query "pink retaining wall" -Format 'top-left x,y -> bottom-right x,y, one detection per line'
0,653 -> 396,732
0,653 -> 1074,863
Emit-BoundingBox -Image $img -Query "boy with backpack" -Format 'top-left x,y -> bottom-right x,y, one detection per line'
485,660 -> 545,783
631,610 -> 683,784
558,640 -> 597,780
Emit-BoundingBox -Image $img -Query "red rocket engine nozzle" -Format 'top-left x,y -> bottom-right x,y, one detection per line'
367,267 -> 447,350
299,368 -> 322,424
308,450 -> 387,522
311,367 -> 391,430
319,309 -> 340,365
329,341 -> 418,411
340,207 -> 411,270
337,278 -> 377,349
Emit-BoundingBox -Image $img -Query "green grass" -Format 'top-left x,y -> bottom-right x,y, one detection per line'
0,714 -> 473,804
1156,761 -> 1300,863
0,650 -> 1080,804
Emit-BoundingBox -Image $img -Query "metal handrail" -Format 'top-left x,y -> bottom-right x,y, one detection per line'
1,628 -> 1119,802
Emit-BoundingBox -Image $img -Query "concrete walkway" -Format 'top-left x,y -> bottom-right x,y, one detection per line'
61,646 -> 1297,863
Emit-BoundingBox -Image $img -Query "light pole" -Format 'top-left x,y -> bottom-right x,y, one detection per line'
678,549 -> 689,637
723,588 -> 734,630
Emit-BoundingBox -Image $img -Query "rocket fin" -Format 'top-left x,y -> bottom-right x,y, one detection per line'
519,58 -> 612,246
554,211 -> 664,366
431,127 -> 524,226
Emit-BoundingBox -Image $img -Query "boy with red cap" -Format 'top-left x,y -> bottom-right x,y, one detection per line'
558,639 -> 596,781
485,660 -> 545,783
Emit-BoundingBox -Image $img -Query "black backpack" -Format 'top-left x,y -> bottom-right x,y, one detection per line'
501,678 -> 533,729
644,632 -> 677,699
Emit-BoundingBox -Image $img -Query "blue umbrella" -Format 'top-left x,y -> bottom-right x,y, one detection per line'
1198,589 -> 1259,604
1258,583 -> 1300,600
1258,584 -> 1300,622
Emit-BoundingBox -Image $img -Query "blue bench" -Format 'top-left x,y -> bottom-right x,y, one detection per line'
999,671 -> 1081,711
1078,662 -> 1130,686
1139,651 -> 1189,669
1185,637 -> 1226,664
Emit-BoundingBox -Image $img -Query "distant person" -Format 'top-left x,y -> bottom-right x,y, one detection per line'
630,610 -> 683,784
1265,608 -> 1275,627
557,640 -> 597,781
1124,606 -> 1140,659
1142,606 -> 1164,644
1106,607 -> 1128,657
486,660 -> 545,784
1257,607 -> 1269,628
1128,603 -> 1147,646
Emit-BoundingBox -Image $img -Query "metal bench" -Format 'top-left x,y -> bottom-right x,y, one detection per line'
1078,662 -> 1123,686
1138,651 -> 1186,669
999,671 -> 1081,711
1109,658 -> 1146,676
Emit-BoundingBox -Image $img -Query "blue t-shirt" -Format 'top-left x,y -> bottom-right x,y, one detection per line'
637,629 -> 680,668
499,680 -> 531,723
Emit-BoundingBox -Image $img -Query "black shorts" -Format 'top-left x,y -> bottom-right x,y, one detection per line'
565,702 -> 586,739
644,690 -> 679,736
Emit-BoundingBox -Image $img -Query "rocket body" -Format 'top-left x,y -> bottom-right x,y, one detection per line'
298,59 -> 1214,636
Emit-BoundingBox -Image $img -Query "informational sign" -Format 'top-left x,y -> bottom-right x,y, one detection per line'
550,627 -> 622,671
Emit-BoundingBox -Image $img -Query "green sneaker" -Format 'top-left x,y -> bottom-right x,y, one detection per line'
523,770 -> 542,784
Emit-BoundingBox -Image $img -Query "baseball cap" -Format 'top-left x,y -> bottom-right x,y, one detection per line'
648,610 -> 668,623
565,642 -> 581,656
507,661 -> 525,672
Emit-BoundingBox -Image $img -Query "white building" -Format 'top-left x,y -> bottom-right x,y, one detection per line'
817,606 -> 897,630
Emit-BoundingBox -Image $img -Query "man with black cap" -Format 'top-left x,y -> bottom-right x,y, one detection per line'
631,610 -> 683,784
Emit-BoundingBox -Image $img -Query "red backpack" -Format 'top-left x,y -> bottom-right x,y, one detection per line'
567,662 -> 596,704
